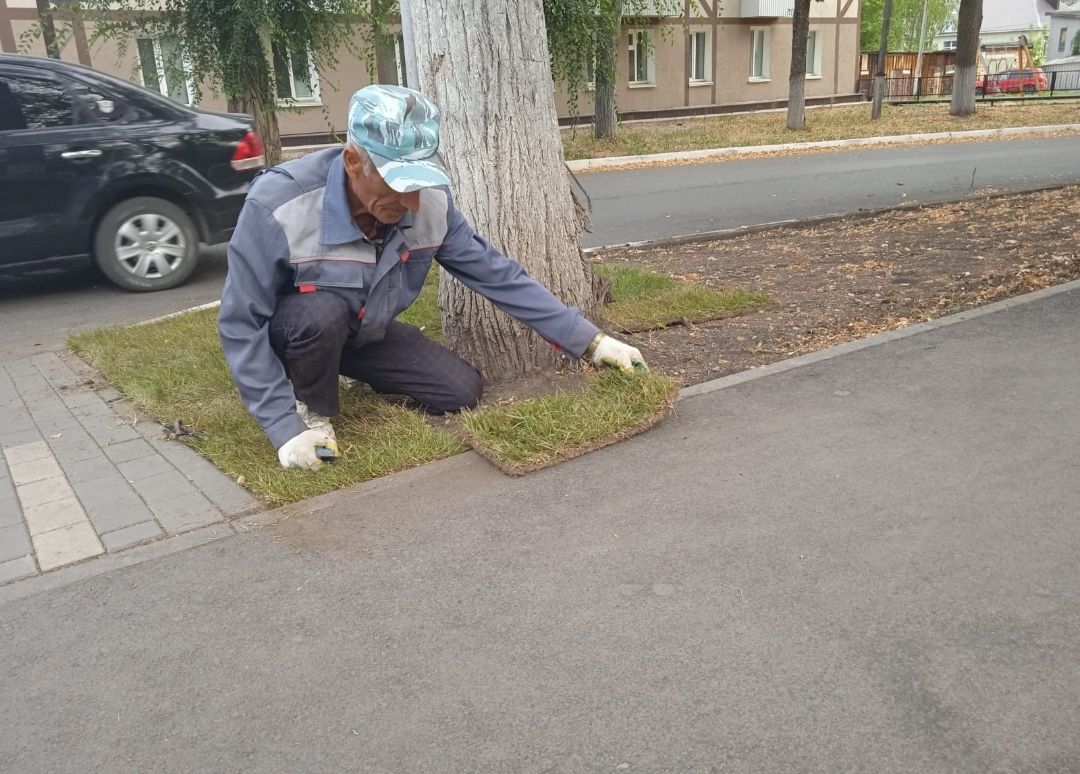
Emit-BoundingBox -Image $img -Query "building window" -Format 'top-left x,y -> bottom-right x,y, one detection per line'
272,41 -> 320,104
628,30 -> 655,85
806,30 -> 823,77
1059,27 -> 1069,54
689,30 -> 712,83
943,39 -> 957,51
136,37 -> 193,105
750,27 -> 770,80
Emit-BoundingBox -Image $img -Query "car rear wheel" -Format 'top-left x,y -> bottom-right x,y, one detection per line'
94,197 -> 199,292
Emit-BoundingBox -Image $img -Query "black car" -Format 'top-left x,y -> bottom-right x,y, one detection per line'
0,54 -> 264,291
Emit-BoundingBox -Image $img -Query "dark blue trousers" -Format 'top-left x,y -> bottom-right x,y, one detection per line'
268,290 -> 483,418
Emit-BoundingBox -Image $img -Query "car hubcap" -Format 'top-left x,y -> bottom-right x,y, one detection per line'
114,213 -> 186,279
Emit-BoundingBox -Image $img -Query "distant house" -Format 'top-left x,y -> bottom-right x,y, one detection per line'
556,0 -> 863,125
934,0 -> 1059,51
1047,3 -> 1080,58
0,0 -> 863,146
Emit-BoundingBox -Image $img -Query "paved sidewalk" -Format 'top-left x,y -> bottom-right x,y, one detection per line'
0,352 -> 260,582
2,282 -> 1078,772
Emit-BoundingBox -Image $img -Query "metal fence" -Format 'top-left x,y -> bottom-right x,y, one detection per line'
855,65 -> 1080,103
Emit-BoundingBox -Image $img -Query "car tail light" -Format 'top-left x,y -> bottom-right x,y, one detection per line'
231,131 -> 265,172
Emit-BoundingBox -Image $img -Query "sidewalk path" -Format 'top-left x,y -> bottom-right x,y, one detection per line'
0,353 -> 260,582
2,284 -> 1077,772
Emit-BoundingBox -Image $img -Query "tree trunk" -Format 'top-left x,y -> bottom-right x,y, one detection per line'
871,0 -> 893,120
228,87 -> 281,166
594,2 -> 621,140
949,0 -> 982,117
35,0 -> 60,59
787,0 -> 811,130
404,0 -> 598,379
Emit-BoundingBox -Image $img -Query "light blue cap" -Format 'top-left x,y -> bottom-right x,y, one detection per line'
347,84 -> 450,192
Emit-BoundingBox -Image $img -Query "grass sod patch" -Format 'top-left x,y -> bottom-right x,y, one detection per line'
68,265 -> 761,501
596,264 -> 770,332
458,370 -> 679,475
69,308 -> 464,505
562,101 -> 1080,160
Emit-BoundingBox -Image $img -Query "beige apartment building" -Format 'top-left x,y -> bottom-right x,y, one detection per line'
1,0 -> 861,145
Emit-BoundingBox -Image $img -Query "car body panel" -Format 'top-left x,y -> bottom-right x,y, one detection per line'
0,54 -> 259,276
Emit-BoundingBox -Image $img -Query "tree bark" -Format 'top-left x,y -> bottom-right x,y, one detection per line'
35,0 -> 60,59
787,0 -> 811,130
594,1 -> 621,140
228,84 -> 281,166
871,0 -> 893,120
949,0 -> 982,117
405,0 -> 598,379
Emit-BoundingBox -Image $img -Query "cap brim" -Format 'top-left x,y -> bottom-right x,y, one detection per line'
368,150 -> 451,193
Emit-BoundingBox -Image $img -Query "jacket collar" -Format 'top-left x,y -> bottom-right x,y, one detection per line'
321,152 -> 414,246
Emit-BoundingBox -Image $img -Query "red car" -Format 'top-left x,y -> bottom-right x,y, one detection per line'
986,68 -> 1049,94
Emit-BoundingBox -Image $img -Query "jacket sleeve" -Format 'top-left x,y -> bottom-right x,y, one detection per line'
434,193 -> 601,359
218,198 -> 309,449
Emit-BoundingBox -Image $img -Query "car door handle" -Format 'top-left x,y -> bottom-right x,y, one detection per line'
61,149 -> 103,160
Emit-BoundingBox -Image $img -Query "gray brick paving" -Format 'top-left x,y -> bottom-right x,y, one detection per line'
0,555 -> 36,584
103,438 -> 154,465
0,523 -> 32,563
100,520 -> 164,552
131,468 -> 201,500
0,428 -> 45,449
116,454 -> 175,483
0,478 -> 19,529
74,477 -> 157,535
153,443 -> 261,518
79,417 -> 141,447
0,355 -> 261,581
149,491 -> 221,534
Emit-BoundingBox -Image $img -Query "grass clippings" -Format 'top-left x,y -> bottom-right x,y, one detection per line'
596,264 -> 770,332
69,308 -> 464,505
459,370 -> 679,476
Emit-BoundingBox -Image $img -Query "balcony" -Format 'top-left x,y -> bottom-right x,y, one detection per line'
741,0 -> 795,18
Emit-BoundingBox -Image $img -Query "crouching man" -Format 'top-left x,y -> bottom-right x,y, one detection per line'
219,85 -> 646,470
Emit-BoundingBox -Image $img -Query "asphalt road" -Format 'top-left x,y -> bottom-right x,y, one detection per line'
3,283 -> 1078,772
2,134 -> 1078,359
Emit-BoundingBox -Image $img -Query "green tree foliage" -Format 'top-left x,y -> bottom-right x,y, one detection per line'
75,0 -> 389,163
543,0 -> 683,138
860,0 -> 955,51
1073,29 -> 1080,57
1024,28 -> 1047,65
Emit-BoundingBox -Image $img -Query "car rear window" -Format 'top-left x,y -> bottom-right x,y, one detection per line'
0,75 -> 72,131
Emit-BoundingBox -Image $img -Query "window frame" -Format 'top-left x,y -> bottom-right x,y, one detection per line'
805,29 -> 823,78
689,29 -> 712,85
135,36 -> 194,106
272,42 -> 322,106
1059,26 -> 1069,54
628,29 -> 656,87
749,27 -> 770,82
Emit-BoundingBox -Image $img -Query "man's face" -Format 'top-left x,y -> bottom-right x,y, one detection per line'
343,146 -> 422,225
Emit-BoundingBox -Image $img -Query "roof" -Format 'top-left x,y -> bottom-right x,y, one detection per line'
981,0 -> 1056,34
941,0 -> 1063,35
1044,54 -> 1080,65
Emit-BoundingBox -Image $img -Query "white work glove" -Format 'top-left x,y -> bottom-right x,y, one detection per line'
590,334 -> 649,373
277,429 -> 339,471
